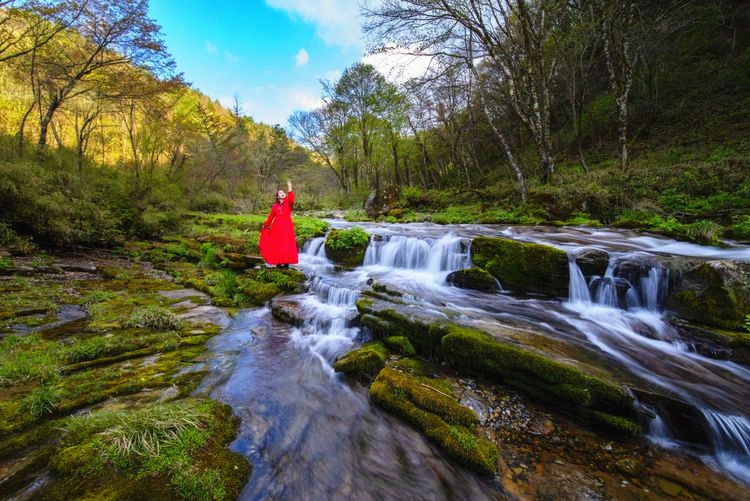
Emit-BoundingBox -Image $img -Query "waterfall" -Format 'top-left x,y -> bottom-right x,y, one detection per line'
292,241 -> 364,368
703,410 -> 750,485
363,233 -> 469,272
568,254 -> 591,303
569,254 -> 668,312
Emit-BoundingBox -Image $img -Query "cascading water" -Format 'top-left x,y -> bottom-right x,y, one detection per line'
199,222 -> 750,497
363,233 -> 470,273
566,251 -> 750,486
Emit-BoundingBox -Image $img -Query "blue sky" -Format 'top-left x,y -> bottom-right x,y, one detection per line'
147,0 -> 367,128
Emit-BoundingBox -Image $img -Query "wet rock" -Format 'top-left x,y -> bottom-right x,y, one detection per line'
59,263 -> 98,273
446,267 -> 501,292
471,237 -> 569,297
364,185 -> 400,219
575,248 -> 610,280
0,265 -> 35,276
333,342 -> 386,381
270,298 -> 310,326
666,260 -> 750,330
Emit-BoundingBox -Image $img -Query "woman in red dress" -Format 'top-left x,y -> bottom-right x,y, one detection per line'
259,179 -> 298,267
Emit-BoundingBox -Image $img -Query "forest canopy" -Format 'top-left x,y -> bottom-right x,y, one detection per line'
1,0 -> 749,248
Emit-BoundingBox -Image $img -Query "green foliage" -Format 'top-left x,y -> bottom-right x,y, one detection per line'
0,221 -> 18,245
745,315 -> 750,333
729,216 -> 750,241
124,306 -> 182,331
0,160 -> 124,246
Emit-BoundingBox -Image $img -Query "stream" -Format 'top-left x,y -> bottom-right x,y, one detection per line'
196,222 -> 750,499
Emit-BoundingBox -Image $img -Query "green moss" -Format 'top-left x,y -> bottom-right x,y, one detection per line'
384,336 -> 416,356
370,368 -> 497,475
333,342 -> 387,380
440,325 -> 637,427
324,227 -> 370,266
46,398 -> 250,500
446,267 -> 499,292
356,305 -> 445,358
470,237 -> 569,296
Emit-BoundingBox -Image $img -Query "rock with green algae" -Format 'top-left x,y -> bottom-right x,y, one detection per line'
324,227 -> 370,266
333,342 -> 387,380
666,259 -> 750,331
446,267 -> 501,292
438,324 -> 640,436
384,335 -> 416,356
369,367 -> 498,475
470,236 -> 569,297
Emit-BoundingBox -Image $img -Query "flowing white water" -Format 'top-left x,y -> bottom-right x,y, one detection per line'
204,222 -> 750,495
565,255 -> 750,485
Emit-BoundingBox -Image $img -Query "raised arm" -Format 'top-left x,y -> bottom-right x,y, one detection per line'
286,180 -> 295,208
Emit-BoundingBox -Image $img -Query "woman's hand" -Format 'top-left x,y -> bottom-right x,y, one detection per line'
287,180 -> 293,192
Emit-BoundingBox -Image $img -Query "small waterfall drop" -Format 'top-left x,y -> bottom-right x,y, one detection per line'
567,254 -> 591,303
703,410 -> 750,485
363,233 -> 469,272
570,254 -> 669,312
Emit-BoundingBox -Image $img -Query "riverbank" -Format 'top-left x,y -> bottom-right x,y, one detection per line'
0,251 -> 250,499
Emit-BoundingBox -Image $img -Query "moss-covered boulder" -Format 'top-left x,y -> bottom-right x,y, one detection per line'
666,260 -> 750,331
324,227 -> 370,267
357,299 -> 447,358
370,368 -> 497,475
470,237 -> 569,297
384,336 -> 416,356
446,267 -> 500,292
439,325 -> 640,436
333,342 -> 387,380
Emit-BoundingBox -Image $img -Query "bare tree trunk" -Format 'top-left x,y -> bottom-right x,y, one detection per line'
467,53 -> 527,202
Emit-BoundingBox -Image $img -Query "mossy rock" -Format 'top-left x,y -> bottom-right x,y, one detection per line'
384,336 -> 416,356
324,227 -> 370,266
445,267 -> 500,292
370,368 -> 497,475
356,302 -> 446,358
333,342 -> 387,380
470,237 -> 569,297
666,260 -> 750,331
439,325 -> 639,436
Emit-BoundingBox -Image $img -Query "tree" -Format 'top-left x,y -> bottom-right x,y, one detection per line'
363,0 -> 560,196
30,0 -> 177,155
0,0 -> 82,63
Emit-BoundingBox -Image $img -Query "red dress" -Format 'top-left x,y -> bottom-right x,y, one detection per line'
259,191 -> 298,265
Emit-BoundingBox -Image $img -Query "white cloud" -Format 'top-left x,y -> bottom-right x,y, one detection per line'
295,48 -> 309,68
205,41 -> 217,54
265,0 -> 363,48
322,69 -> 341,82
224,85 -> 323,128
363,47 -> 435,84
